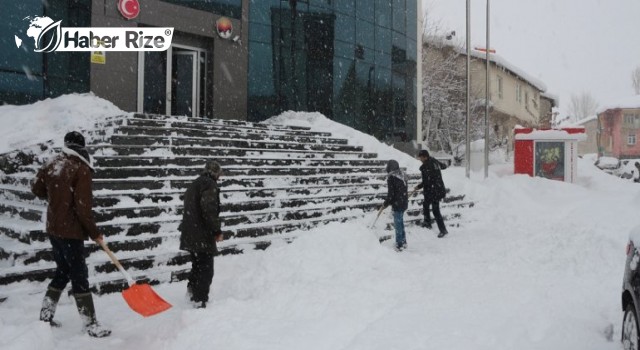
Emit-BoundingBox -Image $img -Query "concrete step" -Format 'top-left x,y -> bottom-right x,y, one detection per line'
92,155 -> 387,169
90,165 -> 387,179
114,125 -> 348,145
128,114 -> 330,136
107,134 -> 364,153
88,144 -> 378,159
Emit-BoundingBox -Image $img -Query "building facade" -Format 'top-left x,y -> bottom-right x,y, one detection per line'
598,103 -> 640,159
421,37 -> 552,153
576,116 -> 598,156
1,0 -> 419,143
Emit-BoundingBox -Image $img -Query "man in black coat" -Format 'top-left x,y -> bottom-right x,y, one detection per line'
382,160 -> 409,251
179,161 -> 224,308
414,150 -> 448,238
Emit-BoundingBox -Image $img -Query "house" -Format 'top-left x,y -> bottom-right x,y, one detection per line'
575,116 -> 598,155
540,92 -> 560,128
596,96 -> 640,159
422,36 -> 555,152
466,48 -> 550,147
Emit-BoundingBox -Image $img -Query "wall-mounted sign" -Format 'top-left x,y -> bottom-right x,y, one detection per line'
118,0 -> 140,20
91,51 -> 106,64
216,17 -> 233,39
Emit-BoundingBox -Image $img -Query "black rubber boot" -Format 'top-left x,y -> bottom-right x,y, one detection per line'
40,287 -> 62,327
74,293 -> 111,338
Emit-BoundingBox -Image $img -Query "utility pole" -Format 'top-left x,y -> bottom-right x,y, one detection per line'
484,0 -> 490,178
465,0 -> 471,178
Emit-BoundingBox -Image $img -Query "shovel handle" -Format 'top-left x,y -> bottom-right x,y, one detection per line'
369,205 -> 386,228
98,240 -> 136,286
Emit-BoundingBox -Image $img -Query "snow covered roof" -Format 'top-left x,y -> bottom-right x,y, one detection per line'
541,92 -> 560,107
574,115 -> 598,126
423,35 -> 548,93
596,95 -> 640,115
464,49 -> 547,92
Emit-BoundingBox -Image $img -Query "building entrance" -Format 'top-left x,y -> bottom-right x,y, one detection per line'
138,45 -> 208,118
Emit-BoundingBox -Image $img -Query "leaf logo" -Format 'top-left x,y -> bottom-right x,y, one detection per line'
34,20 -> 62,53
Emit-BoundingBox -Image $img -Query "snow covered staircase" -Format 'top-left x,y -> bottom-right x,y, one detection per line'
0,114 -> 473,295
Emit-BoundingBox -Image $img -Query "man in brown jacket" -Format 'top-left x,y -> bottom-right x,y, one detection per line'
31,131 -> 110,338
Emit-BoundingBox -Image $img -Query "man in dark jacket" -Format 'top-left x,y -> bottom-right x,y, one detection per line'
414,150 -> 449,238
382,160 -> 409,251
31,131 -> 110,338
180,161 -> 224,308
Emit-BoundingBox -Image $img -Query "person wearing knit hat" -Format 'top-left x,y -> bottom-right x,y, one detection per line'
179,161 -> 224,308
32,131 -> 109,337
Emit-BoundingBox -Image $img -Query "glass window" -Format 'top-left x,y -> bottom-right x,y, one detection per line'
356,19 -> 375,49
356,1 -> 374,22
375,25 -> 392,54
497,75 -> 503,99
375,0 -> 391,28
375,50 -> 391,68
335,0 -> 355,15
161,0 -> 242,18
249,0 -> 279,25
335,12 -> 355,44
335,40 -> 355,59
333,57 -> 356,125
392,0 -> 405,33
0,0 -> 91,105
628,134 -> 637,145
405,0 -> 417,40
249,23 -> 273,44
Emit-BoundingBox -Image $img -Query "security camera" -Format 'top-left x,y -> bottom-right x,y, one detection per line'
232,35 -> 240,42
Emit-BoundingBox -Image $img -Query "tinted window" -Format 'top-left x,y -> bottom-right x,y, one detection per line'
161,0 -> 242,18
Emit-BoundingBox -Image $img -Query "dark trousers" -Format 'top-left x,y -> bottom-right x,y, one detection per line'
48,236 -> 90,294
423,199 -> 447,233
187,252 -> 215,303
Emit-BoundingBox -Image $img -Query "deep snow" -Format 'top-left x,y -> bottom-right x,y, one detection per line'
1,97 -> 639,349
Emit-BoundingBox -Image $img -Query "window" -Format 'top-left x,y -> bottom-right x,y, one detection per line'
624,114 -> 639,127
628,133 -> 637,146
516,84 -> 522,104
525,90 -> 529,109
497,75 -> 503,99
162,0 -> 242,18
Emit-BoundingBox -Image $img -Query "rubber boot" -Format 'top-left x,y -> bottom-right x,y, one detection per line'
39,287 -> 62,327
73,293 -> 111,338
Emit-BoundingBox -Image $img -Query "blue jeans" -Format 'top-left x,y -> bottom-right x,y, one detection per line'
393,210 -> 406,247
48,236 -> 90,294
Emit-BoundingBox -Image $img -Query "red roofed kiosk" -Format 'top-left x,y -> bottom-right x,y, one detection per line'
514,127 -> 586,182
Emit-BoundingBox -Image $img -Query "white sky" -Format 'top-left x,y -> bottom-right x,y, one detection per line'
423,0 -> 640,117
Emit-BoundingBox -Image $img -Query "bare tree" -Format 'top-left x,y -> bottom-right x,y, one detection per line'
632,66 -> 640,95
422,31 -> 489,162
568,92 -> 599,121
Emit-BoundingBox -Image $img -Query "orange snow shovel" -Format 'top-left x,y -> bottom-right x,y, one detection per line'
99,240 -> 172,317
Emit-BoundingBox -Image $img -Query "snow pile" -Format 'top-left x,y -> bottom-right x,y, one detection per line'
0,93 -> 126,154
264,111 -> 421,171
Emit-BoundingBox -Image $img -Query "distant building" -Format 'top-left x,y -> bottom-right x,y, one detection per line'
597,96 -> 640,159
575,116 -> 598,155
422,36 -> 555,150
539,92 -> 559,128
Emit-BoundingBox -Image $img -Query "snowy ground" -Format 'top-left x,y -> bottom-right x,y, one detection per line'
1,96 -> 638,349
1,159 -> 637,349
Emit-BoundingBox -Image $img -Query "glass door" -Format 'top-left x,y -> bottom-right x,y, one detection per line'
139,45 -> 206,118
171,50 -> 198,117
